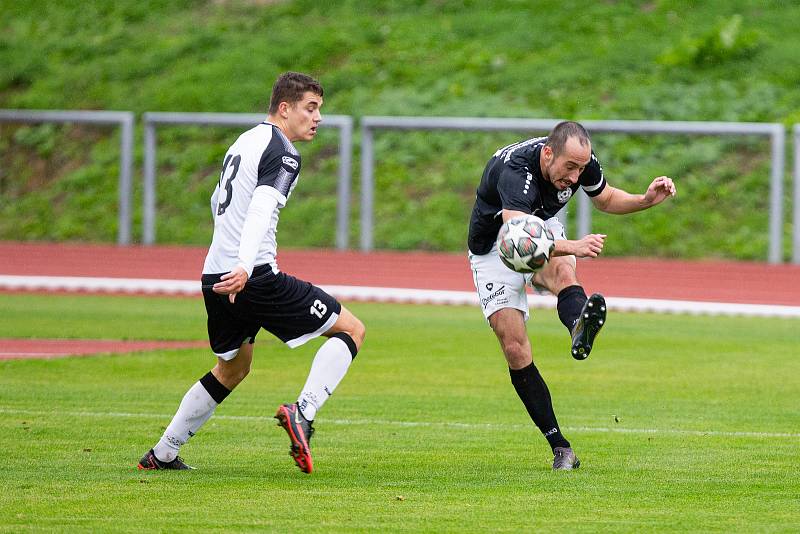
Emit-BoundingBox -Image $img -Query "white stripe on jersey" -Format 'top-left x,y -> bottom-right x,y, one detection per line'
582,153 -> 605,192
202,123 -> 300,275
495,137 -> 546,162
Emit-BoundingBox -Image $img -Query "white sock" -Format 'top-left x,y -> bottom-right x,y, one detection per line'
153,381 -> 218,462
297,337 -> 354,421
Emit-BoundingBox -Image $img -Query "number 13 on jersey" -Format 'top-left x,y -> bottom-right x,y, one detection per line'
217,154 -> 241,216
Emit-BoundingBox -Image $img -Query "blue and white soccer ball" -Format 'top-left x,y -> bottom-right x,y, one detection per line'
496,215 -> 555,273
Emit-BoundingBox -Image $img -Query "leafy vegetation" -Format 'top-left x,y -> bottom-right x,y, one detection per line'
1,0 -> 798,259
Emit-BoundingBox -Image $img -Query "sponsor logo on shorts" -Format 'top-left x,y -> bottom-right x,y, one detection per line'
486,283 -> 493,291
481,285 -> 506,308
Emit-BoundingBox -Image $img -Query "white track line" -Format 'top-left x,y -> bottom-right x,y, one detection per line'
2,408 -> 798,439
2,274 -> 800,317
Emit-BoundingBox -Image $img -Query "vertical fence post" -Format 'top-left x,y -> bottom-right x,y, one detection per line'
336,116 -> 353,250
360,122 -> 374,252
143,117 -> 156,245
118,113 -> 134,245
768,124 -> 785,264
793,125 -> 800,264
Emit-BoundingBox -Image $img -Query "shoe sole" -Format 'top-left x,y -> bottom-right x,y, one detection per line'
275,405 -> 313,474
571,293 -> 606,360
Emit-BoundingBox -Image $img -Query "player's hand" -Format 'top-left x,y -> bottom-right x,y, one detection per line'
213,266 -> 249,303
644,176 -> 676,206
572,234 -> 606,258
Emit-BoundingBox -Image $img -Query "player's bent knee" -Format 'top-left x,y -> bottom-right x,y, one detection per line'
213,361 -> 250,389
331,307 -> 366,349
537,258 -> 577,292
351,316 -> 366,346
500,340 -> 531,368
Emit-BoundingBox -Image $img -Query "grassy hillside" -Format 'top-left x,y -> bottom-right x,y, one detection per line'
1,0 -> 798,259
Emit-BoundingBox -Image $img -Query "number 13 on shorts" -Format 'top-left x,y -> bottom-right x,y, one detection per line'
310,299 -> 327,318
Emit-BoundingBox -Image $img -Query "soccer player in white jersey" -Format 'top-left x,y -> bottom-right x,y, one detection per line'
467,121 -> 676,470
138,72 -> 365,474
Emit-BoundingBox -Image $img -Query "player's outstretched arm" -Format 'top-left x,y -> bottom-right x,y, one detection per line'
552,234 -> 606,258
592,176 -> 676,214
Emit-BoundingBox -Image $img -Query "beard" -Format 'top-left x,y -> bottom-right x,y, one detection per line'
546,163 -> 571,191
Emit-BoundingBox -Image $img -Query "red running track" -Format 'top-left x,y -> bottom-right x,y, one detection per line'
0,339 -> 207,360
1,241 -> 799,306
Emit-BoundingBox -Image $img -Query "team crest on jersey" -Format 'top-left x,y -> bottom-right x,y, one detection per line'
282,156 -> 299,170
557,188 -> 573,203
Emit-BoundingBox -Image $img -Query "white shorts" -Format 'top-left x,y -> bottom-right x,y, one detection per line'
468,217 -> 568,322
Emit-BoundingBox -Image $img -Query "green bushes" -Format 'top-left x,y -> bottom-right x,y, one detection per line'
0,1 -> 798,259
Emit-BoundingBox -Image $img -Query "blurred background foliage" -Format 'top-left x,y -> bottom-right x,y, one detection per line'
0,0 -> 798,259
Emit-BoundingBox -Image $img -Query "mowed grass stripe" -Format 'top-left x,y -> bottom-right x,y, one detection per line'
3,408 -> 799,440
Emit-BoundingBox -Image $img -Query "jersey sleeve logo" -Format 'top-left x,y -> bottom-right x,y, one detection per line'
281,155 -> 299,171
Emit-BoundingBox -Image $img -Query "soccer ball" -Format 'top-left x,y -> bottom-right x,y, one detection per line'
496,215 -> 555,273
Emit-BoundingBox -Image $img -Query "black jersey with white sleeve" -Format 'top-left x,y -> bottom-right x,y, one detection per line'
467,137 -> 605,255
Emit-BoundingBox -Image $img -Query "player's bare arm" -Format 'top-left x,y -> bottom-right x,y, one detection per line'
591,176 -> 676,214
501,208 -> 605,258
553,234 -> 606,258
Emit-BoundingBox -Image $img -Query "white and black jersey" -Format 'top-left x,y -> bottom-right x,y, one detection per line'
203,122 -> 301,275
200,121 -> 342,355
467,137 -> 606,255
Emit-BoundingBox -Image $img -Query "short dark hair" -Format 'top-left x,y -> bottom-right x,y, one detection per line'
545,121 -> 591,157
268,72 -> 324,115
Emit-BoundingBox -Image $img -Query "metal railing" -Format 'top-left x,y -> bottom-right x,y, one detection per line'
360,116 -> 786,263
1,110 -> 796,263
143,112 -> 353,248
0,109 -> 135,245
794,124 -> 800,264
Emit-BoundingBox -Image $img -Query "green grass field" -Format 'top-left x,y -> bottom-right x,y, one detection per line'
1,293 -> 798,532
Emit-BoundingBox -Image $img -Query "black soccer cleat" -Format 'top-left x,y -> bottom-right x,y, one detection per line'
571,293 -> 607,360
275,403 -> 315,474
552,447 -> 581,470
137,449 -> 194,470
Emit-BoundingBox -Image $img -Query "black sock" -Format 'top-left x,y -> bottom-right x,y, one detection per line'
557,285 -> 587,332
509,363 -> 570,451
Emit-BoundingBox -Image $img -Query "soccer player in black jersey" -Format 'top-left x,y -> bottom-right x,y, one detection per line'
467,121 -> 676,469
138,72 -> 365,474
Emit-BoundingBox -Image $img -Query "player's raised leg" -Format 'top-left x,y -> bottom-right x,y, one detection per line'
276,305 -> 365,473
138,342 -> 253,470
533,255 -> 606,360
489,308 -> 579,470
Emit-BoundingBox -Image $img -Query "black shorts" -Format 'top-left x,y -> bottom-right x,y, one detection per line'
201,264 -> 341,359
